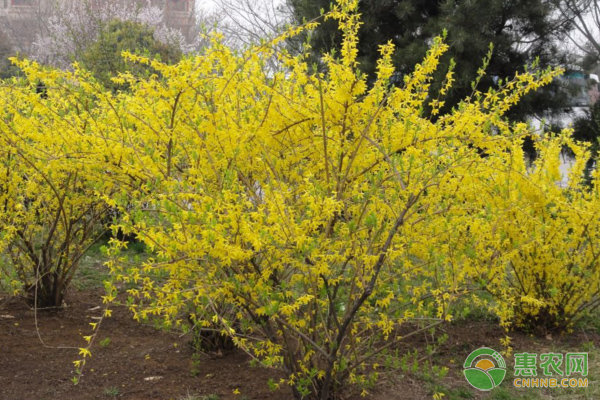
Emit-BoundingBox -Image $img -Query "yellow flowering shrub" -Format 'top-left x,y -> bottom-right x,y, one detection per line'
1,0 -> 598,397
91,2 -> 568,397
450,133 -> 600,333
0,70 -> 112,307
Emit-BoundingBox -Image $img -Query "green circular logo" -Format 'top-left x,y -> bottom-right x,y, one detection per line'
463,347 -> 507,391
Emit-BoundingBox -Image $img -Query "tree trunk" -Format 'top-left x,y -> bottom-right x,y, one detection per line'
26,264 -> 65,308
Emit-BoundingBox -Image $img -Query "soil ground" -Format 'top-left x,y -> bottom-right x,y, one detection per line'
0,290 -> 288,400
1,289 -> 599,400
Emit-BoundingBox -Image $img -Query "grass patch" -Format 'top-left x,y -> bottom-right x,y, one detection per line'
72,241 -> 112,291
73,237 -> 152,291
178,394 -> 220,400
103,386 -> 120,397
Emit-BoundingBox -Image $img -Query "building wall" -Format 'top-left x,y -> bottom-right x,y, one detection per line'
163,0 -> 196,40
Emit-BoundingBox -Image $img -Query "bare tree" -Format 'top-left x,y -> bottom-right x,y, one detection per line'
211,0 -> 292,47
556,0 -> 600,63
198,0 -> 302,75
0,0 -> 54,53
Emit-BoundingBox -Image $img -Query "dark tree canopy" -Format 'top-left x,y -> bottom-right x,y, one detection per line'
288,0 -> 574,120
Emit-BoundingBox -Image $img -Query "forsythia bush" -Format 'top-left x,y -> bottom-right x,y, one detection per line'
0,74 -> 112,307
452,135 -> 600,333
1,0 -> 599,397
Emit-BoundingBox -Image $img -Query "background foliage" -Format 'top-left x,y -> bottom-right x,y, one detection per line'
81,19 -> 182,91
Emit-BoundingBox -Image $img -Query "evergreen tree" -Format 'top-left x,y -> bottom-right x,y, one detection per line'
288,0 -> 573,119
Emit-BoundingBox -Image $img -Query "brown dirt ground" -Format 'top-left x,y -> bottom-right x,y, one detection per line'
0,290 -> 289,400
1,289 -> 598,400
